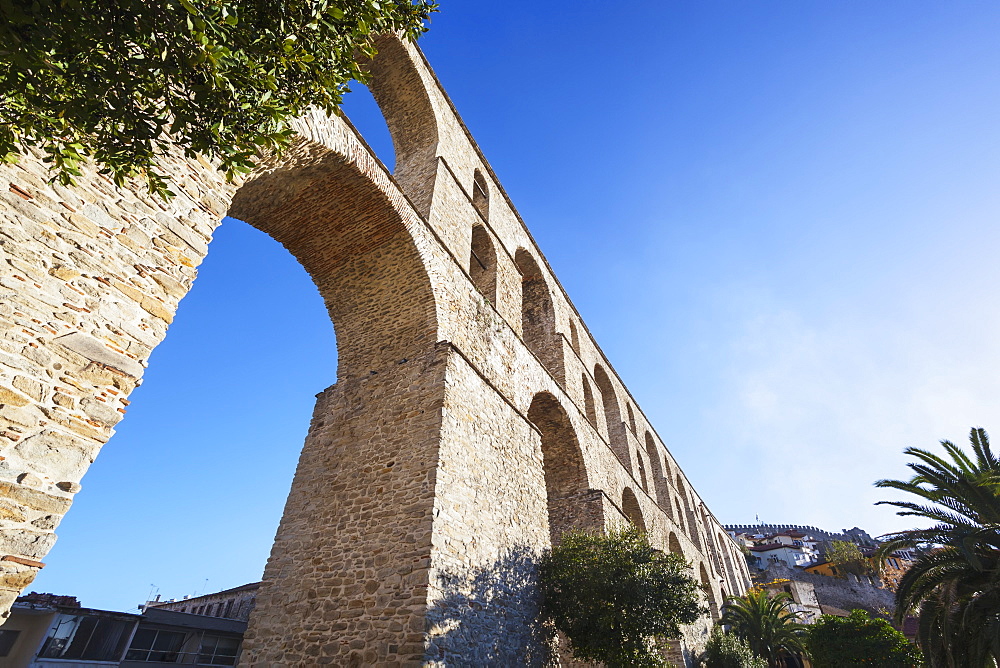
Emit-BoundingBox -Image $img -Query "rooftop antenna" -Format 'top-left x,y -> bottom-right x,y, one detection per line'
193,578 -> 209,597
145,584 -> 158,606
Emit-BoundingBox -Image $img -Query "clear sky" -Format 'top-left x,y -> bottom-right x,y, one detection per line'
30,2 -> 1000,612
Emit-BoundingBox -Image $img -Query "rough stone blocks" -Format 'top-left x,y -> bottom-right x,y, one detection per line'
0,34 -> 752,665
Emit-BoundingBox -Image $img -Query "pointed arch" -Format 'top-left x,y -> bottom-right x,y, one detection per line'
625,403 -> 637,434
662,453 -> 673,482
581,374 -> 597,425
593,364 -> 629,472
636,450 -> 648,493
569,321 -> 580,353
528,393 -> 590,543
645,432 -> 669,508
622,487 -> 645,532
469,224 -> 497,302
674,496 -> 687,533
668,532 -> 684,558
515,249 -> 564,382
472,169 -> 490,220
719,532 -> 739,594
700,563 -> 720,621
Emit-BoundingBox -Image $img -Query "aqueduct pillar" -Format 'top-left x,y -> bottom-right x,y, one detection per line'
0,34 -> 751,665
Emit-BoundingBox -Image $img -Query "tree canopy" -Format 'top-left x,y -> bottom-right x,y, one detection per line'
876,427 -> 1000,667
719,589 -> 807,668
0,0 -> 436,197
825,540 -> 872,578
806,610 -> 922,667
539,527 -> 704,667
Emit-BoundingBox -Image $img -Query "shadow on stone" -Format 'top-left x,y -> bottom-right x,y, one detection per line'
425,545 -> 553,666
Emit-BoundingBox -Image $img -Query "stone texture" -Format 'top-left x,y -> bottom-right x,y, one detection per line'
0,34 -> 752,666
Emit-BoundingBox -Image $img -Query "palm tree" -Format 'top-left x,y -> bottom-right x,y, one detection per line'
720,588 -> 808,667
876,427 -> 1000,667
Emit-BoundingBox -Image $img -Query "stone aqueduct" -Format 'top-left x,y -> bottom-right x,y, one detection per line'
0,35 -> 751,665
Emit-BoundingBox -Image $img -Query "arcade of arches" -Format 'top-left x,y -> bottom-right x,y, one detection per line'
0,34 -> 750,665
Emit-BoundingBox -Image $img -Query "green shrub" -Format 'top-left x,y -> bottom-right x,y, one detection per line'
701,627 -> 767,668
807,609 -> 922,667
539,526 -> 704,667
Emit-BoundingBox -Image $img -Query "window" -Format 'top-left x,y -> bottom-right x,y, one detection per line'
126,628 -> 187,662
39,613 -> 135,661
198,634 -> 241,666
0,629 -> 20,657
223,599 -> 234,618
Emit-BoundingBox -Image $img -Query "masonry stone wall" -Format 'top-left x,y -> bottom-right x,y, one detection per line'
0,34 -> 750,665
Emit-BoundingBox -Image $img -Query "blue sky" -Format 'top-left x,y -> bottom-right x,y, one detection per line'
31,2 -> 1000,612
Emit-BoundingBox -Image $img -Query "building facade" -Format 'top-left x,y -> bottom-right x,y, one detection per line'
1,592 -> 245,666
144,583 -> 259,623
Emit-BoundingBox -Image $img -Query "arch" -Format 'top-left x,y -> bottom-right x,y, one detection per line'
668,532 -> 684,558
719,532 -> 739,594
593,364 -> 630,473
622,487 -> 646,532
677,488 -> 700,547
229,133 -> 437,381
469,224 -> 497,302
223,129 -> 445,662
581,374 -> 597,425
636,450 -> 648,493
569,320 -> 580,353
365,35 -> 440,216
625,403 -> 637,434
528,393 -> 590,543
700,563 -> 720,621
674,496 -> 687,533
645,431 -> 669,507
472,169 -> 490,220
515,249 -> 564,382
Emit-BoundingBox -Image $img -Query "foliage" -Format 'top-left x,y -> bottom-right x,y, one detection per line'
876,427 -> 1000,667
806,609 -> 923,667
539,526 -> 704,668
719,589 -> 808,668
0,0 -> 436,198
826,540 -> 873,578
699,627 -> 767,668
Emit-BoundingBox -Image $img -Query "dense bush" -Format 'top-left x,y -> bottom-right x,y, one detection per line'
806,610 -> 922,667
539,527 -> 703,667
700,627 -> 767,668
